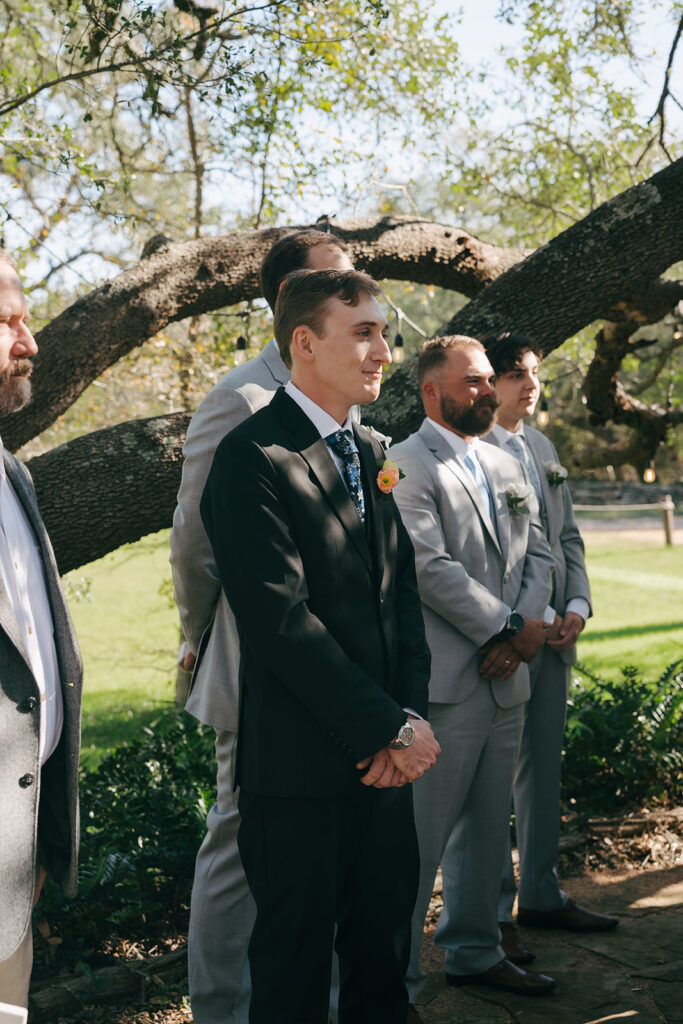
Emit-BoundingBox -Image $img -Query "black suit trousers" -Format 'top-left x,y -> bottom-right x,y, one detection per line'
238,784 -> 419,1024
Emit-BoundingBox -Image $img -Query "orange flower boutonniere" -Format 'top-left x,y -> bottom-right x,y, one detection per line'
376,459 -> 405,494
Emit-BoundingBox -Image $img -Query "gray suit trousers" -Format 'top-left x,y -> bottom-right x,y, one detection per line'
498,647 -> 571,919
189,730 -> 254,1024
407,688 -> 523,999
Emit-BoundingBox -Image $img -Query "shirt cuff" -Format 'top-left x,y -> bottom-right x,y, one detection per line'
544,605 -> 556,625
565,597 -> 590,622
403,707 -> 423,721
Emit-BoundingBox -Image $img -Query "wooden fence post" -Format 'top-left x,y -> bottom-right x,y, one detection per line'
660,494 -> 675,546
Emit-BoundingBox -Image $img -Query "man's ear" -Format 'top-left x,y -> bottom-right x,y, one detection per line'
290,325 -> 315,363
421,379 -> 439,403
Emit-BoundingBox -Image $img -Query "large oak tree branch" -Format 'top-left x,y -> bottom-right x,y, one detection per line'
0,218 -> 527,451
366,159 -> 683,439
27,412 -> 191,575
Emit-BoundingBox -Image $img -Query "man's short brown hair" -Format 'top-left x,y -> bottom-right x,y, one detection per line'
261,230 -> 350,313
417,335 -> 485,385
274,268 -> 380,368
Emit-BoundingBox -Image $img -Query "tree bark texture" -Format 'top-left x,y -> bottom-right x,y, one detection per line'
27,412 -> 190,575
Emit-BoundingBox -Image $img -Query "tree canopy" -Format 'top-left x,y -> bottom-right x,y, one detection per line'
0,0 -> 681,573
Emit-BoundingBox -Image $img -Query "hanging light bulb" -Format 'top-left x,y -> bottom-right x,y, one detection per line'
643,461 -> 656,483
536,397 -> 549,428
392,332 -> 404,363
234,335 -> 247,365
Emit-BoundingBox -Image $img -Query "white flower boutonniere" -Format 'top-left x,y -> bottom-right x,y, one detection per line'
364,424 -> 393,447
505,482 -> 533,515
545,461 -> 568,487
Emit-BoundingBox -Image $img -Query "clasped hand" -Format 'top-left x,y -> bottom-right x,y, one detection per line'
356,718 -> 441,789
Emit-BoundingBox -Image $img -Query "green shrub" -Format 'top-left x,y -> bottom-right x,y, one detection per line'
563,659 -> 683,812
35,712 -> 216,966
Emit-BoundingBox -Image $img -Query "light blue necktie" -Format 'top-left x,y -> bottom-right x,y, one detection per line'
464,450 -> 493,520
506,434 -> 543,509
326,430 -> 366,524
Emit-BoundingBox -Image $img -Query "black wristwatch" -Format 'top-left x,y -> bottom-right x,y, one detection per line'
389,720 -> 415,750
502,610 -> 525,638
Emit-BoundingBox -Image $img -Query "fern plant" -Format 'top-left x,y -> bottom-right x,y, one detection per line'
563,659 -> 683,811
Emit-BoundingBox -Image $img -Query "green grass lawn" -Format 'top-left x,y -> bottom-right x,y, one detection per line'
64,530 -> 180,767
577,532 -> 683,680
65,526 -> 683,767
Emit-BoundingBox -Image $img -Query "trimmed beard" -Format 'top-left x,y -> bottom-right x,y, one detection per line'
0,359 -> 33,414
440,393 -> 498,437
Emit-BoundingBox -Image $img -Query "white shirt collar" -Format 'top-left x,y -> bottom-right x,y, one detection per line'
426,417 -> 486,459
489,422 -> 526,444
285,380 -> 353,438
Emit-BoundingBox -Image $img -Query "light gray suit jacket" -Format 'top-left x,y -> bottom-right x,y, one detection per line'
171,340 -> 289,732
484,426 -> 591,665
389,421 -> 554,708
0,450 -> 83,961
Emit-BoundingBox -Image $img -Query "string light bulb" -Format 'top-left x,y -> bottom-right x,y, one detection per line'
234,335 -> 247,365
643,461 -> 656,483
536,397 -> 549,428
392,332 -> 404,363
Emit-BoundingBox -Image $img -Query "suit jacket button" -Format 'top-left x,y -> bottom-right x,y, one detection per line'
19,773 -> 35,788
19,696 -> 38,712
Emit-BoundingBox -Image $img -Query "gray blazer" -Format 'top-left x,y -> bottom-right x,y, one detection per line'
389,421 -> 554,708
170,340 -> 289,732
484,425 -> 591,665
0,451 -> 82,961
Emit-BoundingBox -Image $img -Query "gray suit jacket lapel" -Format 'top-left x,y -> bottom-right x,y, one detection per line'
260,339 -> 290,386
419,422 -> 503,557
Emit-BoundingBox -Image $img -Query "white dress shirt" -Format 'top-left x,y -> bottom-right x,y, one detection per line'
0,441 -> 63,764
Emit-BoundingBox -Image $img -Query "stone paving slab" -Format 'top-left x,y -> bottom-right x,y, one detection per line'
414,864 -> 683,1023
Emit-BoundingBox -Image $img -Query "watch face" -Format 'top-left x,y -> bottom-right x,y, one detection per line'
399,722 -> 415,745
509,611 -> 524,633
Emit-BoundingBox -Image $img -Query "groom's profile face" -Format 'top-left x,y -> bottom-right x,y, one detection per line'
307,293 -> 391,416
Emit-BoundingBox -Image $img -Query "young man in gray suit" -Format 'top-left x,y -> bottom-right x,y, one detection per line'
483,331 -> 617,962
388,336 -> 556,1009
170,230 -> 353,1024
0,252 -> 83,1010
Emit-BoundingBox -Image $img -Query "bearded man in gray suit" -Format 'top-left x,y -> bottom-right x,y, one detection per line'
483,331 -> 617,961
0,251 -> 83,1011
388,336 -> 556,1010
170,229 -> 353,1024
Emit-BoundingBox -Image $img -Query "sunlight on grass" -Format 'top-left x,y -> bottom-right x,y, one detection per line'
578,534 -> 683,679
64,526 -> 683,767
64,530 -> 179,767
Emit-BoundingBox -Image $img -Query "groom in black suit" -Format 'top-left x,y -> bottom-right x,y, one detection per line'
200,268 -> 440,1024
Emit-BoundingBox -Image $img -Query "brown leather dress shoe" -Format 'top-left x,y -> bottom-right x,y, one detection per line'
499,921 -> 536,964
517,897 -> 619,932
407,1005 -> 425,1024
446,957 -> 556,995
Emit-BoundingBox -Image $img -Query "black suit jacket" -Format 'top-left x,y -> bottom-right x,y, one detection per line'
200,388 -> 430,798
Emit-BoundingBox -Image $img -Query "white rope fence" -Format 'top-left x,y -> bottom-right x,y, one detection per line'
573,494 -> 676,546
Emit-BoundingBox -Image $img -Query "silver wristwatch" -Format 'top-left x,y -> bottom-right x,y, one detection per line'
389,719 -> 415,750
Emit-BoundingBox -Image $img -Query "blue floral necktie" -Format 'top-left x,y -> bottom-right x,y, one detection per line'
326,430 -> 366,524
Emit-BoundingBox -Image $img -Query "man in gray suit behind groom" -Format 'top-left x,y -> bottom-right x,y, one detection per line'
483,331 -> 617,959
388,336 -> 556,1011
0,250 -> 83,1010
170,229 -> 354,1023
